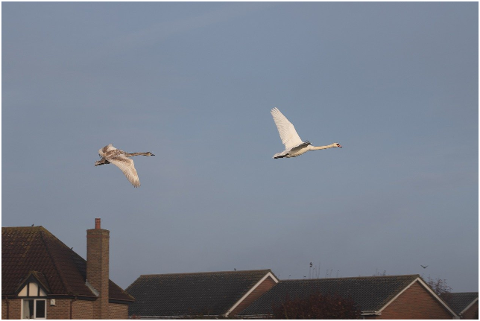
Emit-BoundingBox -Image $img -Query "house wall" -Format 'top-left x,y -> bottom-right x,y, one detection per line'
46,298 -> 72,319
109,302 -> 129,319
230,277 -> 278,316
461,301 -> 478,319
2,297 -> 128,319
2,300 -> 7,319
71,299 -> 95,319
378,282 -> 453,319
2,299 -> 21,319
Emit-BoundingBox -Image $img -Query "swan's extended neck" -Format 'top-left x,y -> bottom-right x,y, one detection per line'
310,143 -> 339,150
125,152 -> 155,157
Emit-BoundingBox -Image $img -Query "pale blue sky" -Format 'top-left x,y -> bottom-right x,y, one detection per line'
2,2 -> 478,292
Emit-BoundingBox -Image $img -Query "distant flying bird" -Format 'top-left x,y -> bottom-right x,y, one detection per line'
95,144 -> 155,187
270,107 -> 341,159
421,265 -> 428,269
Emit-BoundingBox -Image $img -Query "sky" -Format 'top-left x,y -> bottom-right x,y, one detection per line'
2,2 -> 478,292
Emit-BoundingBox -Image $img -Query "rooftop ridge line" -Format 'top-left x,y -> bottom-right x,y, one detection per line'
282,274 -> 421,281
139,269 -> 273,277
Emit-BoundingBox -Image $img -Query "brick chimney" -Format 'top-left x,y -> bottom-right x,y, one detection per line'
87,218 -> 109,319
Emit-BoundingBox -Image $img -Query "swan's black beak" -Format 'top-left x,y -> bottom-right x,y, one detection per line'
151,153 -> 155,156
337,144 -> 342,148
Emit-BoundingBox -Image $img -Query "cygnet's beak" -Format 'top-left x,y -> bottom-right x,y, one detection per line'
337,144 -> 342,148
151,153 -> 156,156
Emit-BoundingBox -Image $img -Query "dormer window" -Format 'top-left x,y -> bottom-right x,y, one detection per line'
16,273 -> 49,319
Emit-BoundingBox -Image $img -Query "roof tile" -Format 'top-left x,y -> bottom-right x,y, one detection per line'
126,270 -> 275,317
442,292 -> 478,315
239,274 -> 420,315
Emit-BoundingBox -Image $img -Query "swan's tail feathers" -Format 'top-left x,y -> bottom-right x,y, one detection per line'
273,151 -> 288,159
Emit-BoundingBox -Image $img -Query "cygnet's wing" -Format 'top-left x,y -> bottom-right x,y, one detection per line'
108,154 -> 141,187
99,144 -> 117,157
271,107 -> 303,150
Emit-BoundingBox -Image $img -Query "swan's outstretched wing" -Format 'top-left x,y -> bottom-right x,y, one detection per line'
271,107 -> 303,150
108,154 -> 141,187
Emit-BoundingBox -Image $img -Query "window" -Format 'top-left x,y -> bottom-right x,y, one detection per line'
22,299 -> 46,319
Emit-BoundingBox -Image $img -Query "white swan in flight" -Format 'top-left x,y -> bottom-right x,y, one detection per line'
270,107 -> 341,159
95,144 -> 155,187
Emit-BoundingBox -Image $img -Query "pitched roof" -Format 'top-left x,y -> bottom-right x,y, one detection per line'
240,274 -> 429,316
2,226 -> 133,303
442,292 -> 478,316
126,269 -> 277,317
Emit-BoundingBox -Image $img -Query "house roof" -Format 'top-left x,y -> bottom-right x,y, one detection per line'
2,226 -> 133,303
442,292 -> 478,316
126,269 -> 277,317
239,274 -> 447,316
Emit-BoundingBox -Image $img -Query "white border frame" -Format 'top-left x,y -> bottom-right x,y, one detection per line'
224,271 -> 279,317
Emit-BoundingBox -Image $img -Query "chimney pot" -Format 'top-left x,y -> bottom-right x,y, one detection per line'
95,218 -> 101,229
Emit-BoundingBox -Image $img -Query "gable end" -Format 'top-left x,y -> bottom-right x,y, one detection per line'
16,272 -> 50,298
378,277 -> 458,318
